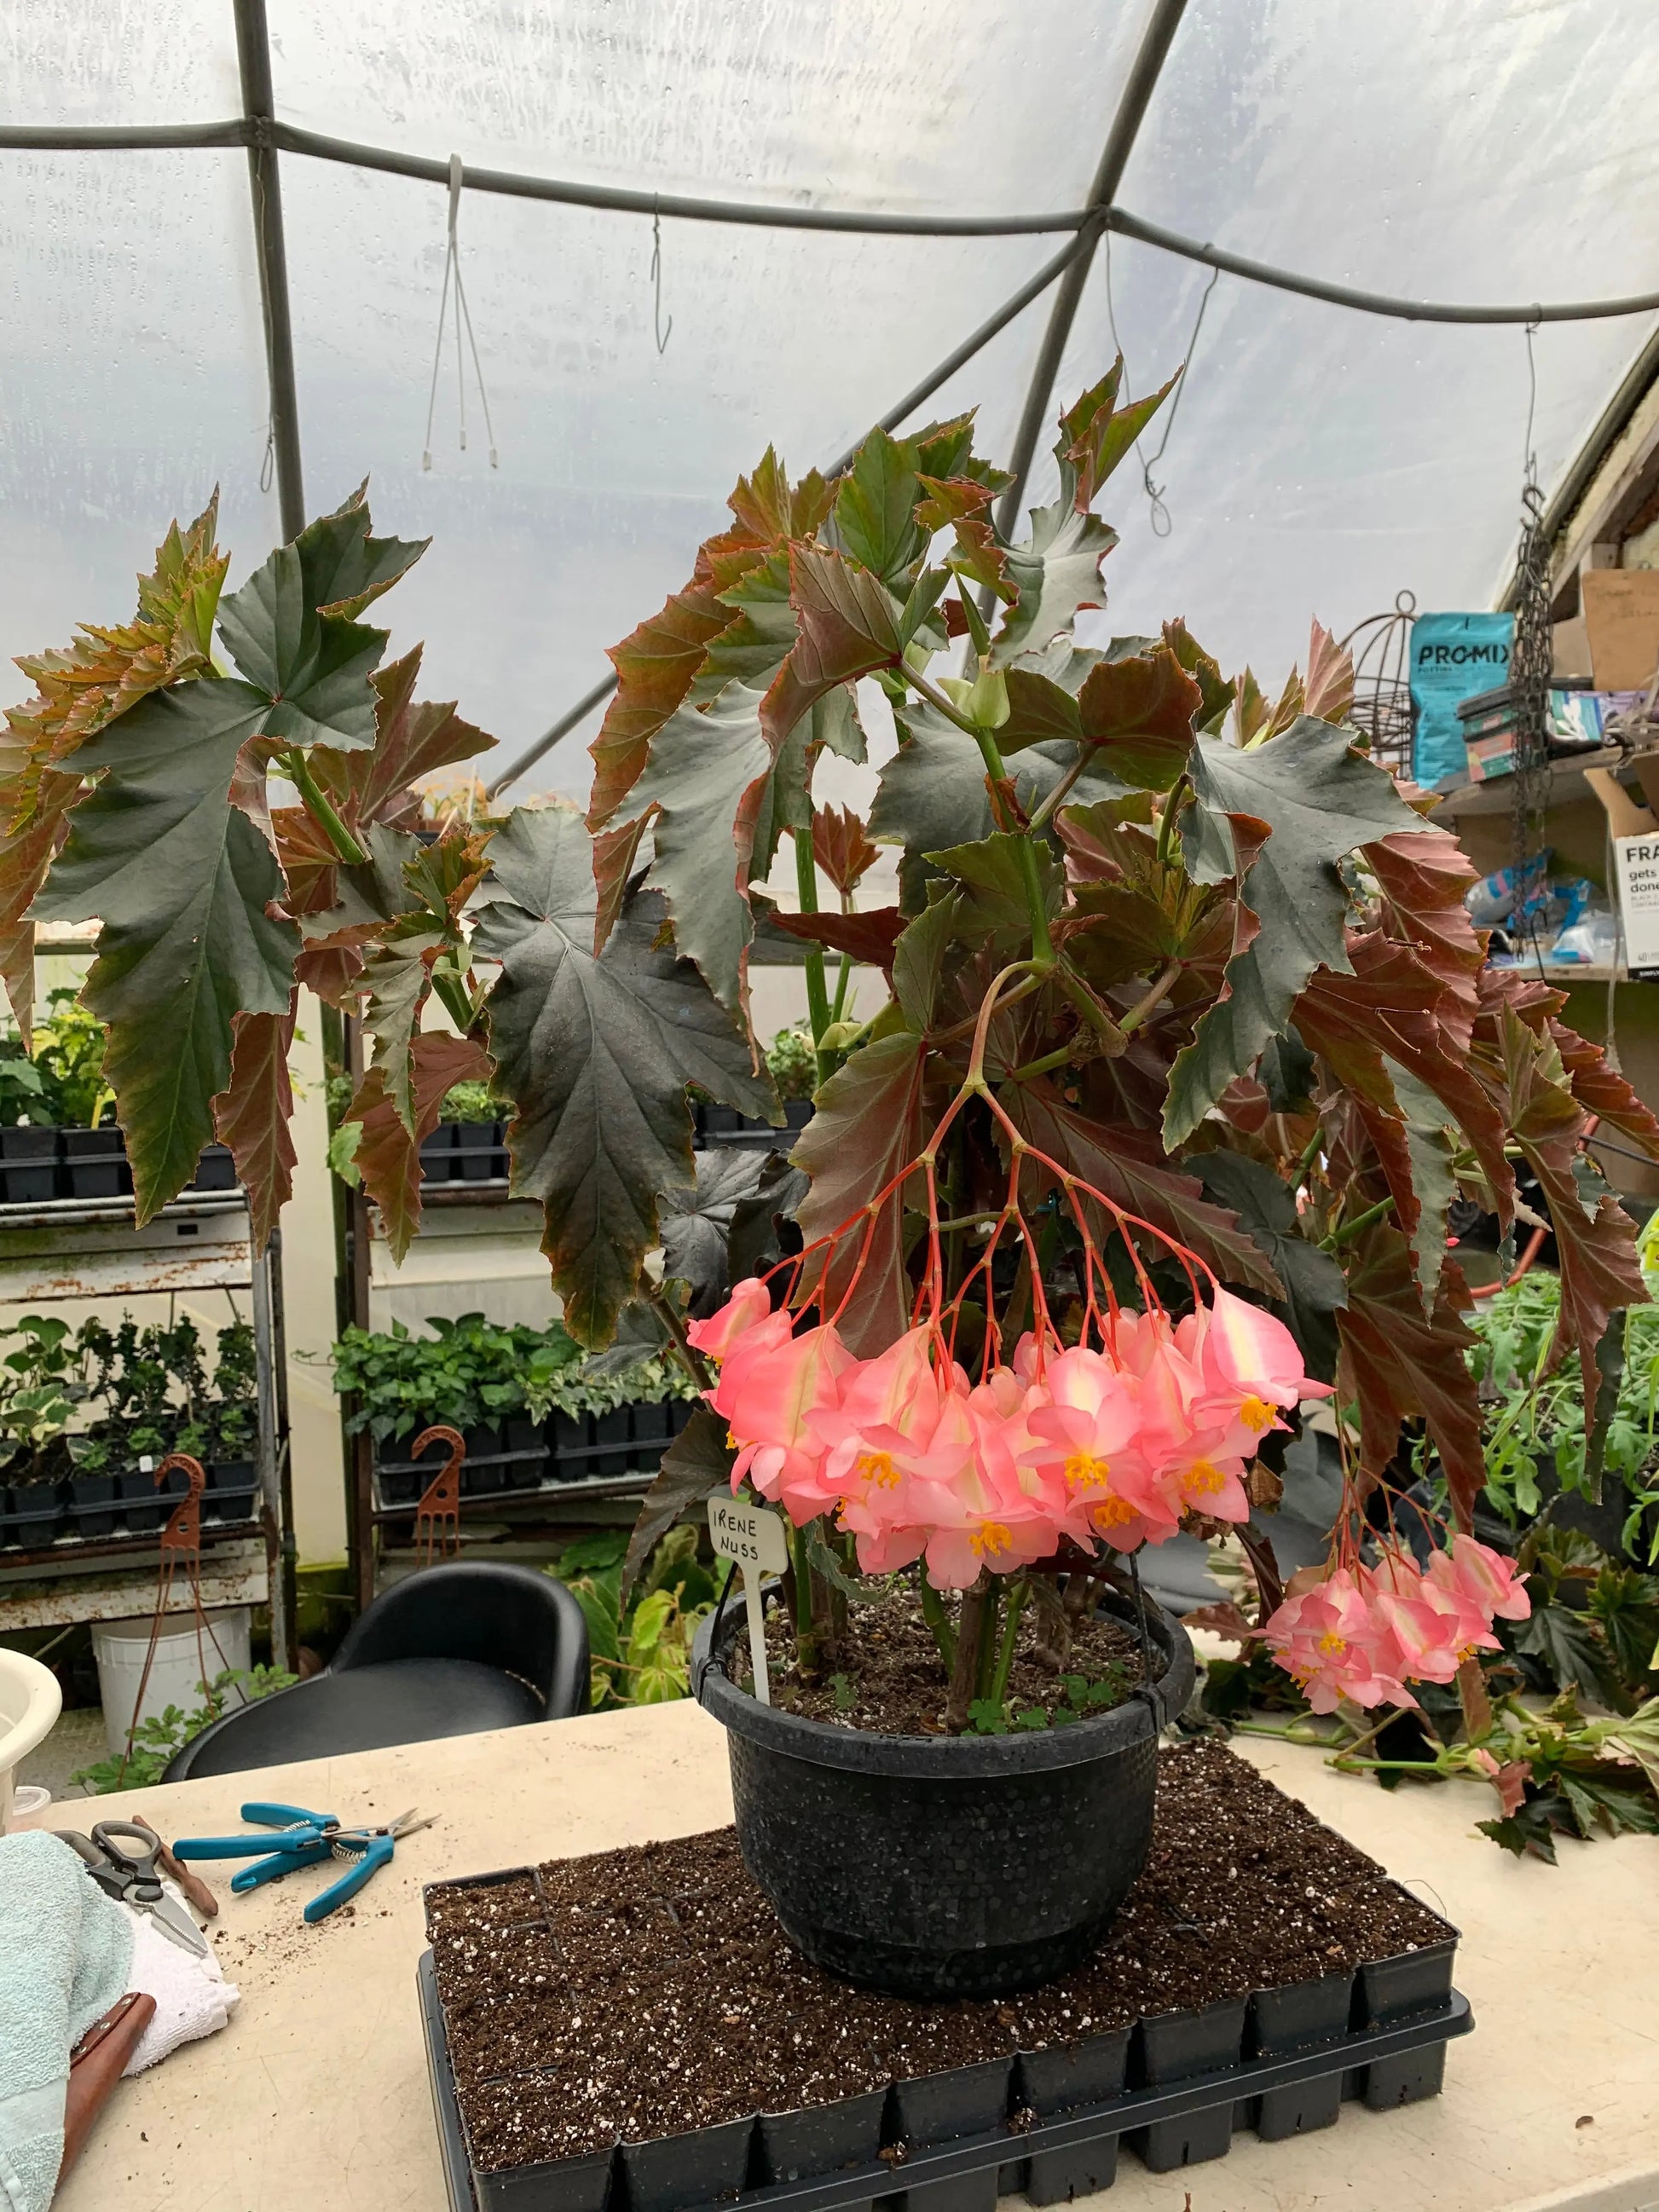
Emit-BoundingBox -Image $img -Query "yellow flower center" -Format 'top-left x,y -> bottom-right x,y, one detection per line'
1239,1394 -> 1277,1435
1315,1630 -> 1348,1660
854,1450 -> 899,1490
725,1429 -> 737,1449
1181,1458 -> 1226,1500
1064,1450 -> 1112,1493
1090,1494 -> 1138,1532
970,1521 -> 1014,1559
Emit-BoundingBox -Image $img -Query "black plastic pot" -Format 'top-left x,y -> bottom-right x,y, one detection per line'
121,1461 -> 188,1534
419,1126 -> 456,1185
63,1126 -> 128,1199
66,1471 -> 120,1539
189,1141 -> 237,1191
450,1120 -> 501,1182
754,2088 -> 887,2184
0,1125 -> 59,1203
621,2115 -> 752,2212
7,1478 -> 67,1547
204,1460 -> 258,1525
693,1588 -> 1194,2001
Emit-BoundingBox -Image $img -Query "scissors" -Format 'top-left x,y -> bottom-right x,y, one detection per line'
173,1801 -> 435,1924
55,1822 -> 210,1956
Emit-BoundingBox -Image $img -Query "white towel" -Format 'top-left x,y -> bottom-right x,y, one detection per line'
120,1885 -> 240,2074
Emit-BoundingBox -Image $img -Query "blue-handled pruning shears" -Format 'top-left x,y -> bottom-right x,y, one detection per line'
172,1801 -> 435,1923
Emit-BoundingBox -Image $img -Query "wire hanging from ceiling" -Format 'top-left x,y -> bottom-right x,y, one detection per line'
422,153 -> 500,471
650,199 -> 673,355
1101,228 -> 1219,536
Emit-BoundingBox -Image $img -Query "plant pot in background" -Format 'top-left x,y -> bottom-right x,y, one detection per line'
119,1461 -> 188,1535
0,1126 -> 59,1204
693,1589 -> 1194,2001
63,1128 -> 128,1200
5,1479 -> 67,1548
203,1461 -> 258,1525
592,1406 -> 632,1478
66,1472 -> 120,1539
188,1142 -> 237,1192
451,1121 -> 498,1182
419,1125 -> 456,1185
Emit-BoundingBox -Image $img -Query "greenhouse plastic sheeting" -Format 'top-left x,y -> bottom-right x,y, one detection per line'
5,0 -> 1659,802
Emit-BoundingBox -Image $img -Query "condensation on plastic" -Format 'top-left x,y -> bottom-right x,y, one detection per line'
0,147 -> 280,713
5,1 -> 1659,800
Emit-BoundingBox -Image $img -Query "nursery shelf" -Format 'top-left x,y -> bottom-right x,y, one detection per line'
0,1534 -> 269,1629
0,1185 -> 292,1662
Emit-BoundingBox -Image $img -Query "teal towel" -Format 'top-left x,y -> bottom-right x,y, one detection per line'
0,1831 -> 135,2212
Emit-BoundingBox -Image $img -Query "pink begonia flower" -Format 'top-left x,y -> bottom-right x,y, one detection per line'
1158,1448 -> 1252,1525
1261,1568 -> 1418,1714
685,1277 -> 773,1364
1425,1535 -> 1532,1625
1178,1287 -> 1332,1458
806,1329 -> 951,1567
911,1377 -> 1069,1588
1023,1345 -> 1173,1553
720,1321 -> 853,1525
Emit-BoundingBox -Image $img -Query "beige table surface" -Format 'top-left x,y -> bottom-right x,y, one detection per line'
43,1699 -> 1659,2212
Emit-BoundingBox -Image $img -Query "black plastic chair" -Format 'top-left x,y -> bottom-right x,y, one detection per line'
162,1563 -> 590,1781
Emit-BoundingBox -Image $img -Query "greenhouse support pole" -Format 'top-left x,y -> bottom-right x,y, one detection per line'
233,0 -> 306,540
991,0 -> 1187,548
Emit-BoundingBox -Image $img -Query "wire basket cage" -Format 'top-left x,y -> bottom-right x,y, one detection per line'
1339,590 -> 1416,778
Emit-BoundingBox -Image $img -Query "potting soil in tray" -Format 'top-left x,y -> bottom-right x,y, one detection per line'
421,1744 -> 1467,2211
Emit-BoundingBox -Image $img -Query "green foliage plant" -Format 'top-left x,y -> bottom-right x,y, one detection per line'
548,1526 -> 714,1708
325,1311 -> 694,1446
71,1664 -> 298,1793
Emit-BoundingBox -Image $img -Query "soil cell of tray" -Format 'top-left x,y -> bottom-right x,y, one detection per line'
425,1742 -> 1450,2178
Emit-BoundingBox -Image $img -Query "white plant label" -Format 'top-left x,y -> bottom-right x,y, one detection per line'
1613,832 -> 1659,979
707,1494 -> 789,1707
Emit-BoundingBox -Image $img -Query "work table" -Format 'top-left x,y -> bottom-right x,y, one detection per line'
46,1701 -> 1659,2212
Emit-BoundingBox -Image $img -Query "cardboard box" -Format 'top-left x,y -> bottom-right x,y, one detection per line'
1552,613 -> 1593,679
1581,569 -> 1659,689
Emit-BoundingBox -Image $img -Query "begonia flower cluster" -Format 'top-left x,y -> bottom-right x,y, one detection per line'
686,1279 -> 1318,1591
690,1276 -> 1533,1712
1261,1539 -> 1530,1713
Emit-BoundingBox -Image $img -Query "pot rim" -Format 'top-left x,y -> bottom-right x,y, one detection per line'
693,1581 -> 1194,1777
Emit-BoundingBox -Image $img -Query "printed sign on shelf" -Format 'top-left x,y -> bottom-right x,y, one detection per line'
1612,832 -> 1659,978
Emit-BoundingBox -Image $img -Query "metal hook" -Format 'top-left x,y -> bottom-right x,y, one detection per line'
651,198 -> 673,355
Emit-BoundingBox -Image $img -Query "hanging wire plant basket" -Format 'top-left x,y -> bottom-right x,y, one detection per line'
1339,590 -> 1416,777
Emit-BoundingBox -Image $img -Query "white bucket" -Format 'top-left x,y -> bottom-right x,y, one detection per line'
91,1608 -> 252,1760
0,1649 -> 62,1832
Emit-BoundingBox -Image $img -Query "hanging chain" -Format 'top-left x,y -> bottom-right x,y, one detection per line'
1510,321 -> 1552,954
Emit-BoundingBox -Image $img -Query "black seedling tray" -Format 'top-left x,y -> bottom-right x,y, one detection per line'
418,1920 -> 1471,2212
374,1401 -> 696,1510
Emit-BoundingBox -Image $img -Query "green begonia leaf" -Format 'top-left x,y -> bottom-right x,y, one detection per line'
215,486 -> 424,750
626,681 -> 811,1019
1164,716 -> 1423,1146
990,500 -> 1118,667
33,679 -> 300,1218
476,808 -> 776,1346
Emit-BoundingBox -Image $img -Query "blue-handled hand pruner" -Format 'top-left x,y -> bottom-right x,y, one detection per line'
173,1802 -> 434,1922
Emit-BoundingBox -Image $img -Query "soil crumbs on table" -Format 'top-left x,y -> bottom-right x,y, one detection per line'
749,1578 -> 1146,1734
426,1741 -> 1448,2174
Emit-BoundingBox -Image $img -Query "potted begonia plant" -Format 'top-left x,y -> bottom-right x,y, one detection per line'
7,369 -> 1654,2000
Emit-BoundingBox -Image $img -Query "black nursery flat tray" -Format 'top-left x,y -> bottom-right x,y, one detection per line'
418,1748 -> 1472,2212
419,1953 -> 1471,2212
